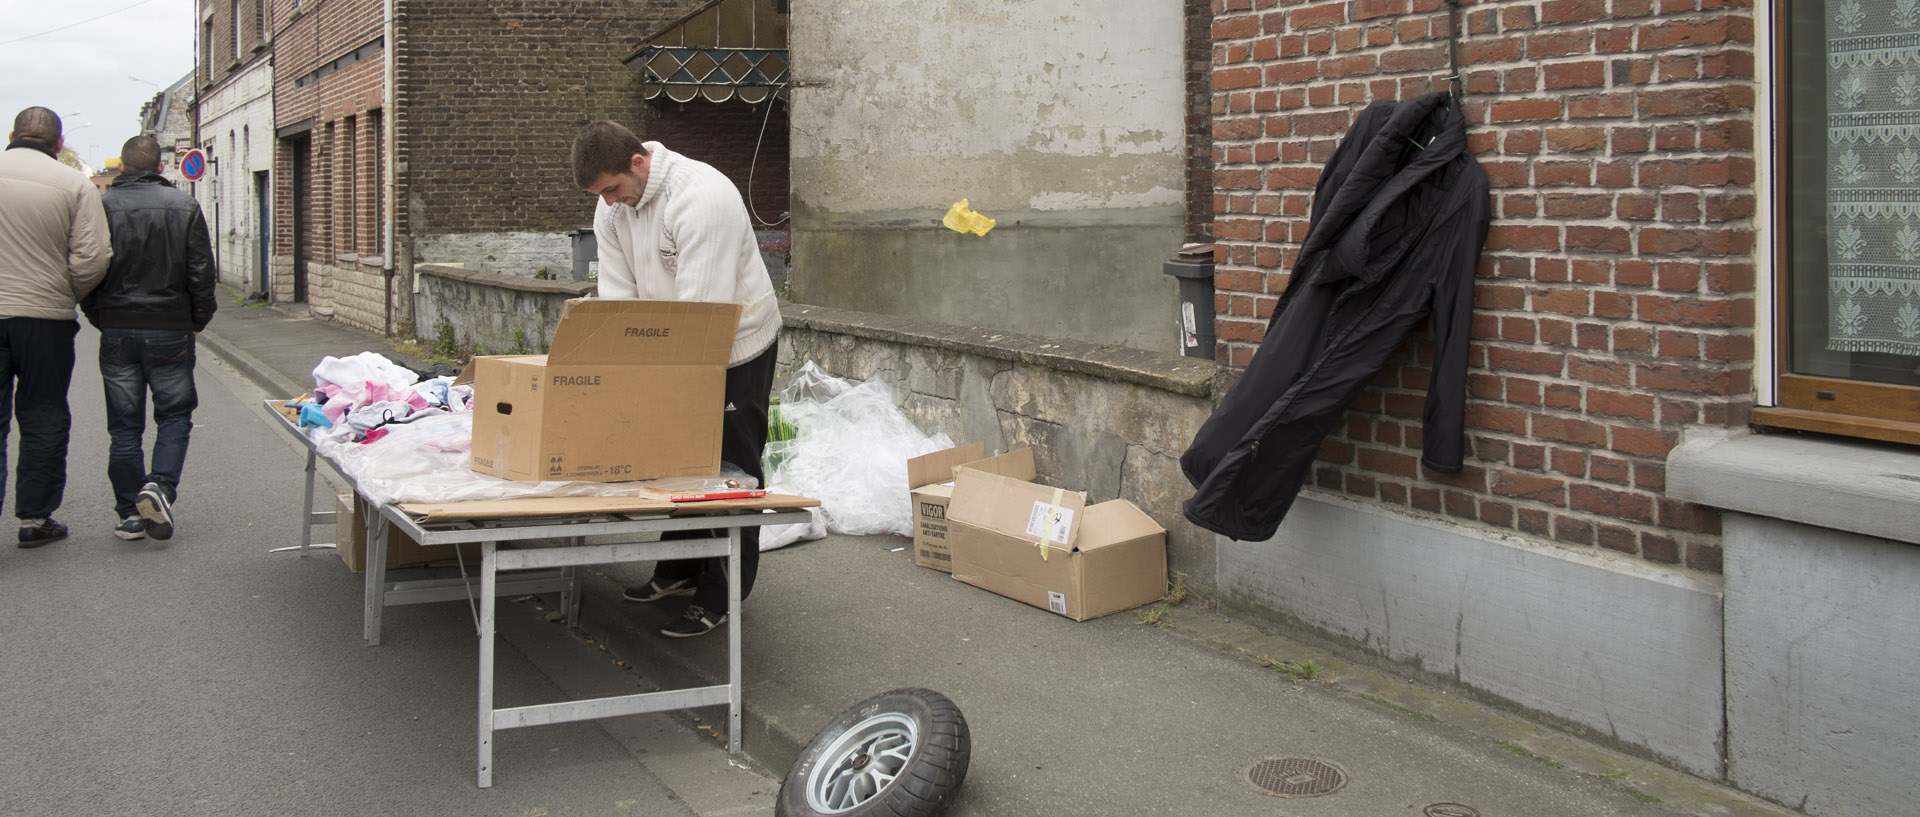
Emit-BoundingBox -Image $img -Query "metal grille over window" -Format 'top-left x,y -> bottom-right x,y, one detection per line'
625,0 -> 790,104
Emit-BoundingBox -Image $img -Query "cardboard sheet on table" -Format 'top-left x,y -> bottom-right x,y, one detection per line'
397,492 -> 819,522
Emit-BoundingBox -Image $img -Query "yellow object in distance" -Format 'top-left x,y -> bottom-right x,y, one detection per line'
942,198 -> 996,236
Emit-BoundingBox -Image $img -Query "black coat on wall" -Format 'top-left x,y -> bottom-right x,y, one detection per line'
1181,92 -> 1492,542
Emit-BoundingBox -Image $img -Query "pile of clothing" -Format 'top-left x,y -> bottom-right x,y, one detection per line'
288,352 -> 472,445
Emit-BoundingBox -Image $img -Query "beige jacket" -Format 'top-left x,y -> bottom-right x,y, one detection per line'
0,145 -> 110,319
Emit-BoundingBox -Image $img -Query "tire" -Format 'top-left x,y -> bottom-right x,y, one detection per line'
775,688 -> 971,817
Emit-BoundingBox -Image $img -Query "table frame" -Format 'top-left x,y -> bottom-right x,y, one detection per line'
265,401 -> 809,786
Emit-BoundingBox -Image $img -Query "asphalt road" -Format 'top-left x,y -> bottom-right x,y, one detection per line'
0,323 -> 777,817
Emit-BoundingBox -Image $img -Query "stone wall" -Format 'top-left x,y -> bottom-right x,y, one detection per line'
413,264 -> 593,355
778,304 -> 1222,589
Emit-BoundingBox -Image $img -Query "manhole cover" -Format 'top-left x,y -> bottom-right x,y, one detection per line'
1424,805 -> 1481,817
1246,757 -> 1348,797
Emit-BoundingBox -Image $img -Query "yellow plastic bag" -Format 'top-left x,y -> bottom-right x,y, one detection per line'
942,199 -> 997,236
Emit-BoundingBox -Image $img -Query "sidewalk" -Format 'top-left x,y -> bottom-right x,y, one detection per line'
200,294 -> 1798,817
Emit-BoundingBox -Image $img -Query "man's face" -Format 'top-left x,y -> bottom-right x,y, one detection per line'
587,152 -> 651,207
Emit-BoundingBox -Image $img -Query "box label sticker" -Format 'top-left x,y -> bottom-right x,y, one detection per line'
1025,501 -> 1074,545
1048,591 -> 1067,615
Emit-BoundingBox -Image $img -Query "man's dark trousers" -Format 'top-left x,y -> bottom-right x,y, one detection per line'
653,342 -> 779,615
0,317 -> 79,520
99,328 -> 198,519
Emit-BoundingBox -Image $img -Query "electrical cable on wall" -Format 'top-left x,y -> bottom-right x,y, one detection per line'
747,84 -> 791,228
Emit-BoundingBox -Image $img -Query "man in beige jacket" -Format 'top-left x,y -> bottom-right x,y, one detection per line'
0,107 -> 110,547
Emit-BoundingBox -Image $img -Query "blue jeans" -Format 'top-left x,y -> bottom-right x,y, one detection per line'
99,329 -> 199,519
0,318 -> 79,520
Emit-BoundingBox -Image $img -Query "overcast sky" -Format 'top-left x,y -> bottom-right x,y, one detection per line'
0,0 -> 196,170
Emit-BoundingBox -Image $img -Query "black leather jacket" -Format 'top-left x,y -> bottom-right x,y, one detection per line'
83,171 -> 217,332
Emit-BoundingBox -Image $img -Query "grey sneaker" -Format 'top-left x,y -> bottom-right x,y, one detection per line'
137,482 -> 174,541
661,604 -> 726,638
18,517 -> 68,548
114,516 -> 148,540
623,575 -> 697,603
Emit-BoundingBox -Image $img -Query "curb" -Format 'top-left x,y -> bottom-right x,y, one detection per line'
200,328 -> 309,399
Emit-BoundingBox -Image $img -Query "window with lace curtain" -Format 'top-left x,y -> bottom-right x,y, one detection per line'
1762,0 -> 1920,442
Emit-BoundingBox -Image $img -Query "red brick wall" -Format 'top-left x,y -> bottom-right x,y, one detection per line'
1209,0 -> 1754,572
642,98 -> 791,229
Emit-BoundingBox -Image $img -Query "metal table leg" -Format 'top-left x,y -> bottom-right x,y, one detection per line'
363,502 -> 387,646
728,525 -> 742,756
478,540 -> 498,788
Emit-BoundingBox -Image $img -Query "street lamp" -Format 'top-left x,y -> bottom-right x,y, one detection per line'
128,75 -> 160,89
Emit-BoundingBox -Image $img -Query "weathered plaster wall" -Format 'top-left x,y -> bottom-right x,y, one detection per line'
413,264 -> 592,354
787,1 -> 1189,353
197,62 -> 275,294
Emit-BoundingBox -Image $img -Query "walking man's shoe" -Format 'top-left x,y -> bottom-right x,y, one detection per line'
136,482 -> 174,541
623,575 -> 697,603
18,518 -> 68,548
661,604 -> 727,638
114,516 -> 148,540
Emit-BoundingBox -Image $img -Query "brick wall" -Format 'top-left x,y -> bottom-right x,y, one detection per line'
642,98 -> 791,230
199,0 -> 270,92
1209,0 -> 1754,572
1184,0 -> 1215,243
396,0 -> 708,241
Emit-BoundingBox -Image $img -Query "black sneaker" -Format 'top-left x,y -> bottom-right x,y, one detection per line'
623,575 -> 697,603
18,518 -> 68,548
137,482 -> 174,541
661,604 -> 726,638
114,516 -> 148,541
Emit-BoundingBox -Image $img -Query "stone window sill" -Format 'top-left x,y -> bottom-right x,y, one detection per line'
1668,427 -> 1920,545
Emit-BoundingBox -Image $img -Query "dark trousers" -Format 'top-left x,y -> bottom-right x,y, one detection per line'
99,328 -> 199,519
0,317 -> 79,521
653,342 -> 779,615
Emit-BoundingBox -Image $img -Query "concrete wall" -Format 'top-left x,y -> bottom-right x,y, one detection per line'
1720,514 -> 1920,817
1217,494 -> 1727,778
413,264 -> 592,355
1670,429 -> 1920,817
196,60 -> 275,294
778,304 -> 1221,588
412,232 -> 572,278
787,0 -> 1189,354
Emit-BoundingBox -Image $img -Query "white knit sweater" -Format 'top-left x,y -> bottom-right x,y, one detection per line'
592,142 -> 780,366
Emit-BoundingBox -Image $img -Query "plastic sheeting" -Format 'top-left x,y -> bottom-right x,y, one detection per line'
762,361 -> 953,537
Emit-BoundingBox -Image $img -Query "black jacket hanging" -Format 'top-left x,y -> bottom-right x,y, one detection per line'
1181,92 -> 1491,542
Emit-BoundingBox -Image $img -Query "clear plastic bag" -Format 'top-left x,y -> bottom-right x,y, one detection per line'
315,412 -> 755,506
763,361 -> 953,536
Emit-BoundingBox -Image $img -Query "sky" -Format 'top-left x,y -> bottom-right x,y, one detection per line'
0,0 -> 197,171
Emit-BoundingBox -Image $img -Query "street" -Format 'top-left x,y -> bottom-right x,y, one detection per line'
0,323 -> 777,816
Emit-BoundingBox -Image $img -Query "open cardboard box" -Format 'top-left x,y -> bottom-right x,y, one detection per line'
946,459 -> 1167,621
467,299 -> 740,482
907,444 -> 1036,572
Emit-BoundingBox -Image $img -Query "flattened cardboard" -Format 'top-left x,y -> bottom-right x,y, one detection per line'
396,492 -> 818,522
946,468 -> 1167,621
468,299 -> 740,482
908,446 -> 1036,572
336,494 -> 482,573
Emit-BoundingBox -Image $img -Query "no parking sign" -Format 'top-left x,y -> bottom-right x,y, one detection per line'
179,148 -> 207,181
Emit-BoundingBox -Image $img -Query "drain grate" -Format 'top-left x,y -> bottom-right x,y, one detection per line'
1424,805 -> 1481,817
1246,757 -> 1348,798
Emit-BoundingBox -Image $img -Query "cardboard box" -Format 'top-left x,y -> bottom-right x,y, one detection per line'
468,299 -> 741,482
946,466 -> 1167,621
335,494 -> 483,573
908,445 -> 1034,572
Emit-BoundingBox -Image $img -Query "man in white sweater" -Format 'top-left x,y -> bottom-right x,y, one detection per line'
572,120 -> 782,638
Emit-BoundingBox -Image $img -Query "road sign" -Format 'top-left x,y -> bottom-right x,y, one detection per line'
180,148 -> 207,181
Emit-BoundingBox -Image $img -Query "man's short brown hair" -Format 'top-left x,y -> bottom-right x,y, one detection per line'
9,107 -> 62,147
571,120 -> 648,190
120,135 -> 162,173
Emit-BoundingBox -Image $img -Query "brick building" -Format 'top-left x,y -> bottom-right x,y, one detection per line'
1208,0 -> 1919,813
257,0 -> 715,335
194,0 -> 274,296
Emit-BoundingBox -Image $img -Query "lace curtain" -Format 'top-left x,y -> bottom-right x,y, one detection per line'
1826,0 -> 1920,354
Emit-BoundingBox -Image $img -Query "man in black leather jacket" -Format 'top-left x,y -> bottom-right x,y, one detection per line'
82,135 -> 216,542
